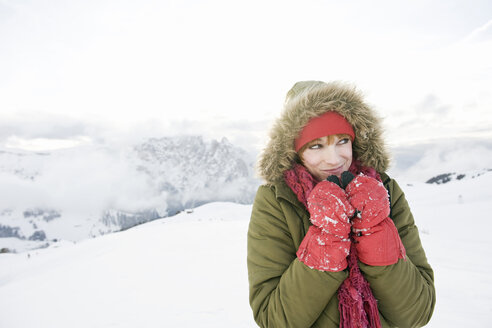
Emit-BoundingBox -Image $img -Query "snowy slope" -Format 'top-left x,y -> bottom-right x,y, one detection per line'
399,173 -> 492,327
0,202 -> 256,327
1,173 -> 492,327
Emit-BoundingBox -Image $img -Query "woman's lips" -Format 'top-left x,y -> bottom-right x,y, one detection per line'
322,166 -> 344,175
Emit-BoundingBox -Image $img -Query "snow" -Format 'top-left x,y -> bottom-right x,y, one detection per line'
323,216 -> 338,225
1,175 -> 492,327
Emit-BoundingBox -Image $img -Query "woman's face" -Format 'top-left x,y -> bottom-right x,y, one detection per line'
300,135 -> 353,181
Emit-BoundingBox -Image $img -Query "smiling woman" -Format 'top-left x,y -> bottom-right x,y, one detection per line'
247,81 -> 436,327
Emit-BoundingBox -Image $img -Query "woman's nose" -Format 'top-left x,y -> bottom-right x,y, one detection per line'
321,145 -> 339,164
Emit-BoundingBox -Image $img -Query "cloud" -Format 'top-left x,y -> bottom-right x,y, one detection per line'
416,94 -> 451,116
0,145 -> 168,217
4,136 -> 91,152
117,118 -> 272,154
1,0 -> 491,155
465,19 -> 492,43
0,112 -> 93,141
388,137 -> 492,182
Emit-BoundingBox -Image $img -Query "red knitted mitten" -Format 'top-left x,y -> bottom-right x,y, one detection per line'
297,180 -> 355,271
346,175 -> 406,266
297,225 -> 351,271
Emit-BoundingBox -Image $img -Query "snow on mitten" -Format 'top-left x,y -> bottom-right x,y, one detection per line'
345,175 -> 406,266
345,175 -> 390,230
307,180 -> 355,237
296,179 -> 354,271
297,225 -> 351,272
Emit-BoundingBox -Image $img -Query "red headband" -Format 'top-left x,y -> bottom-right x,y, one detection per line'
295,111 -> 355,152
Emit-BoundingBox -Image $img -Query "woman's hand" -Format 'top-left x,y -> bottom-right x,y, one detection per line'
296,180 -> 354,271
346,175 -> 406,266
296,225 -> 351,272
307,180 -> 354,237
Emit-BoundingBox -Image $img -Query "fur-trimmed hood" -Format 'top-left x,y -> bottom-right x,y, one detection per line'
258,81 -> 390,185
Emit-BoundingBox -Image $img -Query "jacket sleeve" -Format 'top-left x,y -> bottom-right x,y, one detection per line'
359,177 -> 436,327
247,185 -> 348,328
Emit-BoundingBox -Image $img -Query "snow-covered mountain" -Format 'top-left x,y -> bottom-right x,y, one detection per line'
1,172 -> 491,327
134,136 -> 258,213
0,136 -> 260,252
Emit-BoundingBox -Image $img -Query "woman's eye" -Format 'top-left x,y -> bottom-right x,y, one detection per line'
309,144 -> 322,149
338,138 -> 349,145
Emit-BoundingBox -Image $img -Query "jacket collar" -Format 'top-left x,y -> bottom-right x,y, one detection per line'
273,180 -> 305,208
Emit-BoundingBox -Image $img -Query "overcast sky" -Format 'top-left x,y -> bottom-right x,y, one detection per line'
1,0 -> 491,152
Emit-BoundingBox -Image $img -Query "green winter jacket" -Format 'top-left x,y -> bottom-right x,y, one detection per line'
247,81 -> 435,327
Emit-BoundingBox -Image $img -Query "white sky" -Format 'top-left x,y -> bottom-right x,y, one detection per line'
1,0 -> 491,151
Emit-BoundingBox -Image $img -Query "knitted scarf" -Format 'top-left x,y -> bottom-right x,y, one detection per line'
284,161 -> 382,328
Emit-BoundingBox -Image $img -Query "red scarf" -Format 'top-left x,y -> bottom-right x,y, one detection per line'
284,161 -> 382,328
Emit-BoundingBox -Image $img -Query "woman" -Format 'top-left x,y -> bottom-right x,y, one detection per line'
247,81 -> 435,327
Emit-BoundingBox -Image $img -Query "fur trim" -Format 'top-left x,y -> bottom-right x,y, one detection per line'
258,81 -> 390,185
